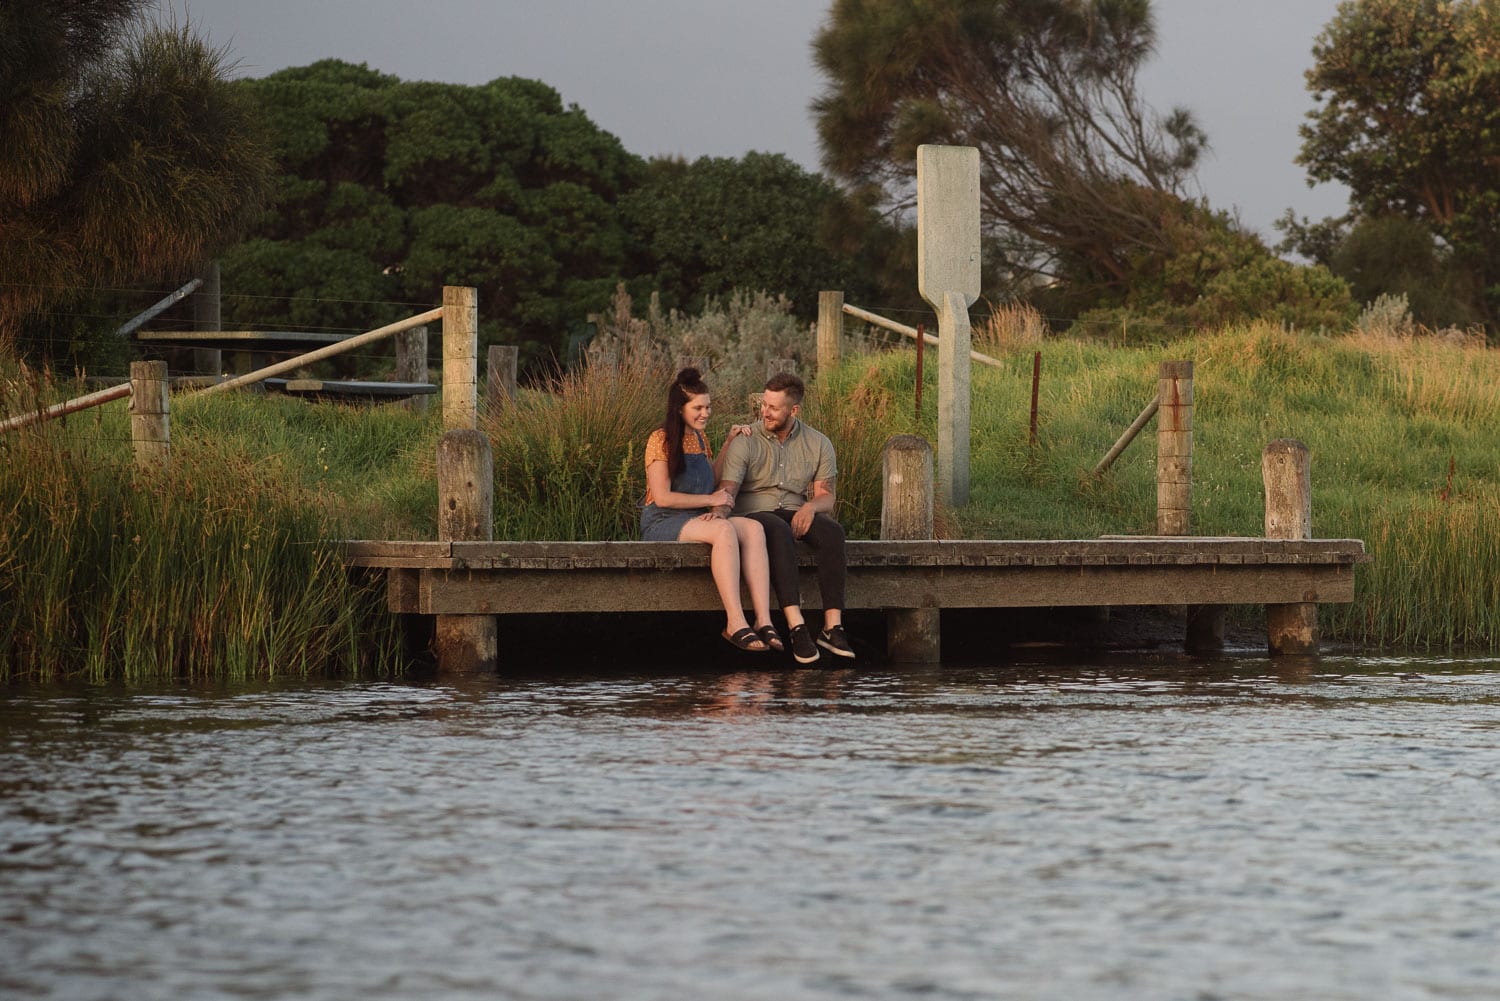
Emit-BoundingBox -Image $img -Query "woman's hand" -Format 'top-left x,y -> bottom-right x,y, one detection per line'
704,488 -> 732,508
725,424 -> 753,442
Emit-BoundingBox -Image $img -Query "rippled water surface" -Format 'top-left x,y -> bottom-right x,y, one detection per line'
4,655 -> 1500,1000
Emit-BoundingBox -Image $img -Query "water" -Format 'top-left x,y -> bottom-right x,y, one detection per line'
4,654 -> 1500,1000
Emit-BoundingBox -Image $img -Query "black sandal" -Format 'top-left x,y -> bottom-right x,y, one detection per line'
756,624 -> 784,652
722,626 -> 768,652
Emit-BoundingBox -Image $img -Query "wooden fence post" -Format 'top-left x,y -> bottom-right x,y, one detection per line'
129,360 -> 170,468
1156,360 -> 1193,535
817,291 -> 843,376
395,325 -> 429,414
442,286 -> 478,431
191,260 -> 221,379
1264,438 -> 1318,655
881,435 -> 939,662
486,344 -> 517,414
435,428 -> 496,673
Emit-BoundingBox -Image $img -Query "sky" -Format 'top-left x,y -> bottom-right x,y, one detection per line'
165,0 -> 1351,246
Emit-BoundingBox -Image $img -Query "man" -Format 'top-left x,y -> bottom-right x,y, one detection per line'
716,372 -> 855,664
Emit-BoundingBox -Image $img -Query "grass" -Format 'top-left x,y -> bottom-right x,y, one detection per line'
8,318 -> 1500,681
481,356 -> 671,541
0,367 -> 435,683
817,322 -> 1500,650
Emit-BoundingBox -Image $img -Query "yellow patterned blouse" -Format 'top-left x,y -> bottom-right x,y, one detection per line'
642,427 -> 712,506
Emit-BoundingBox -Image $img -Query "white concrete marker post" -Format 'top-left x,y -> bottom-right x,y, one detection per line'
917,145 -> 981,506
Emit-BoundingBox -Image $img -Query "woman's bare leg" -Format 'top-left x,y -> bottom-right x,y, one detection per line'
730,516 -> 773,629
678,518 -> 757,640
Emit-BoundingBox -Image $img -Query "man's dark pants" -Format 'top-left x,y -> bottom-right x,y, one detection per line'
745,509 -> 847,613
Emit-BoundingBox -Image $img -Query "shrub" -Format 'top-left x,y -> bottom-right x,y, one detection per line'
1354,292 -> 1414,338
590,283 -> 813,415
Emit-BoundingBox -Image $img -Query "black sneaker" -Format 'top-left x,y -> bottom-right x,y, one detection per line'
789,624 -> 821,665
817,625 -> 856,659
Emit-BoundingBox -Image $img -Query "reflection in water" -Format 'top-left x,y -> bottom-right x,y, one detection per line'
3,655 -> 1500,1000
697,670 -> 854,717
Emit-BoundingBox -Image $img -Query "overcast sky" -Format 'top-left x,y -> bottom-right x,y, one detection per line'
166,0 -> 1350,245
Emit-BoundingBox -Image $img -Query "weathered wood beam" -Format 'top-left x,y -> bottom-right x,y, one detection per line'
395,563 -> 1357,616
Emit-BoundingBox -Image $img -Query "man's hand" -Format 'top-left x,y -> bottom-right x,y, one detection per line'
790,505 -> 816,537
716,481 -> 739,516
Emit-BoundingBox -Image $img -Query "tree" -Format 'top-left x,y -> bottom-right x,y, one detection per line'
1070,206 -> 1354,341
0,1 -> 272,347
620,152 -> 891,317
811,0 -> 1208,304
1297,0 -> 1500,327
225,62 -> 643,366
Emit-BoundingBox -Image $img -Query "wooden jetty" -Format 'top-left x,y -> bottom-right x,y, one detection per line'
335,323 -> 1366,672
343,534 -> 1367,661
340,421 -> 1368,672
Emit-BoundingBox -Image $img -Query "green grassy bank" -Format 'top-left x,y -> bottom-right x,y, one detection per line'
4,321 -> 1500,681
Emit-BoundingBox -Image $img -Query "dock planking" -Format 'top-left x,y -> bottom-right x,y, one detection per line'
342,537 -> 1367,616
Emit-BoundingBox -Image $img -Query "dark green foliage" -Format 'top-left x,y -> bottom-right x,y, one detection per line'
1280,212 -> 1484,331
0,1 -> 273,347
622,152 -> 887,316
226,61 -> 644,365
229,65 -> 919,366
1297,0 -> 1500,328
1059,200 -> 1355,340
1331,216 -> 1484,329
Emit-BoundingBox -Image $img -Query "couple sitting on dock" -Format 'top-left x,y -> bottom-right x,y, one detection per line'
640,368 -> 855,665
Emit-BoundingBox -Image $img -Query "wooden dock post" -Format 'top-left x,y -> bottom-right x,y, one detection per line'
395,325 -> 429,414
1155,360 -> 1220,651
1156,360 -> 1193,535
442,286 -> 478,431
881,435 -> 940,662
435,429 -> 496,673
486,344 -> 517,414
129,360 -> 170,468
1264,438 -> 1319,655
817,291 -> 843,375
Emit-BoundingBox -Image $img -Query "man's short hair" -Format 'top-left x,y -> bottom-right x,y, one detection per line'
764,371 -> 805,405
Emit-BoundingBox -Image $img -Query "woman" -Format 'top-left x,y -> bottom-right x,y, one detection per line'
641,368 -> 781,652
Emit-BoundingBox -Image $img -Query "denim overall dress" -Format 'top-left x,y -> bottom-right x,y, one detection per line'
640,429 -> 714,541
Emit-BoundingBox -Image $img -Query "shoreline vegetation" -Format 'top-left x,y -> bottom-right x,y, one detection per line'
5,312 -> 1500,682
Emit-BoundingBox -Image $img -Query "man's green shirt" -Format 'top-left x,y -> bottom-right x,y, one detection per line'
719,418 -> 838,514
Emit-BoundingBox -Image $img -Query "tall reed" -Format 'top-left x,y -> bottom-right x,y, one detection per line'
0,356 -> 444,684
482,355 -> 673,540
0,382 -> 404,682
